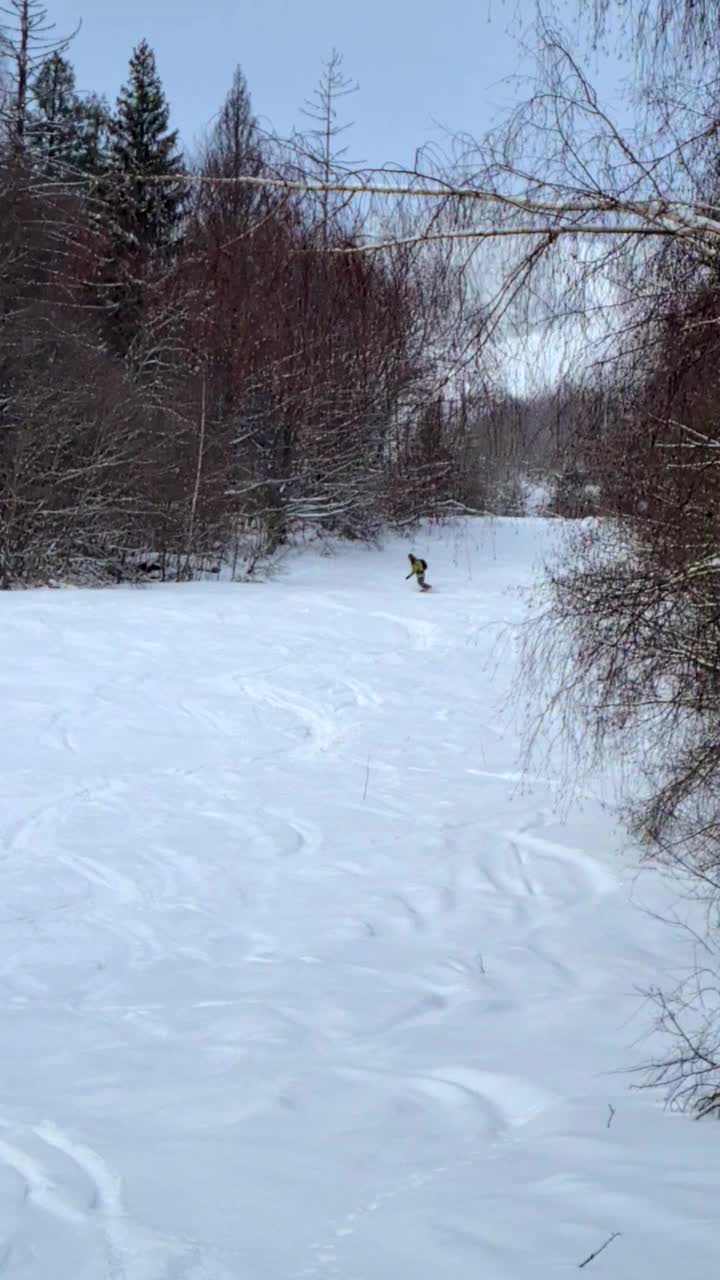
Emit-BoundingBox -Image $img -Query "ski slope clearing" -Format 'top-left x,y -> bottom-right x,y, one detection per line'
0,519 -> 717,1279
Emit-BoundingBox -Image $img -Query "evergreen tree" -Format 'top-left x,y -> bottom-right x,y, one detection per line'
29,52 -> 109,177
107,39 -> 185,254
74,92 -> 110,177
29,51 -> 76,166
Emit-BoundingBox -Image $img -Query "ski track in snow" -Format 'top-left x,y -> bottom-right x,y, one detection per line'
0,520 -> 718,1279
370,609 -> 440,652
0,1132 -> 86,1228
239,678 -> 338,754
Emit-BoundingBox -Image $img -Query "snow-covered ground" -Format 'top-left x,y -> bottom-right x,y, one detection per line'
1,519 -> 717,1279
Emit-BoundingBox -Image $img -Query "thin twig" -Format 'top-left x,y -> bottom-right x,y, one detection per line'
362,754 -> 370,802
184,374 -> 206,573
578,1232 -> 621,1269
606,1103 -> 616,1129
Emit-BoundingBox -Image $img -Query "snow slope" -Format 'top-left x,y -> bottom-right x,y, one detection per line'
0,519 -> 717,1279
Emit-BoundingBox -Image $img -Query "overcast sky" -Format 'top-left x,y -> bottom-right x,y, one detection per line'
42,0 -> 624,167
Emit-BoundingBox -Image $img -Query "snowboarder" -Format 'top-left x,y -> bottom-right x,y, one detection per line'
406,553 -> 431,591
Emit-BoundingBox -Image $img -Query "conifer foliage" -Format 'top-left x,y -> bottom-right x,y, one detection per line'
107,38 -> 185,254
29,52 -> 108,176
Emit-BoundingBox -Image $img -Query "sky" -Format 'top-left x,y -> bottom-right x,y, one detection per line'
21,0 -> 630,394
38,0 -> 626,169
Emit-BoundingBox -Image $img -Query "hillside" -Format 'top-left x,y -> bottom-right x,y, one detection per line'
0,519 -> 716,1279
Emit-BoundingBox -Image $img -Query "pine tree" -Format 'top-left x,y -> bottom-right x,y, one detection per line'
107,39 -> 185,254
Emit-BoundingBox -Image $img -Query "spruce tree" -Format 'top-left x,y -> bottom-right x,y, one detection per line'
75,93 -> 110,177
107,39 -> 185,255
29,52 -> 109,177
29,51 -> 76,168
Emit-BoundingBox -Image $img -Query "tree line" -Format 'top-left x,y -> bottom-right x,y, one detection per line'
0,0 -> 504,587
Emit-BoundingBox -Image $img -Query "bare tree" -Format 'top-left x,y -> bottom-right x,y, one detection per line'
296,49 -> 358,246
0,0 -> 77,146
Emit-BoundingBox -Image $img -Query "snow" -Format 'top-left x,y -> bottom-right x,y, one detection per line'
0,517 -> 718,1279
